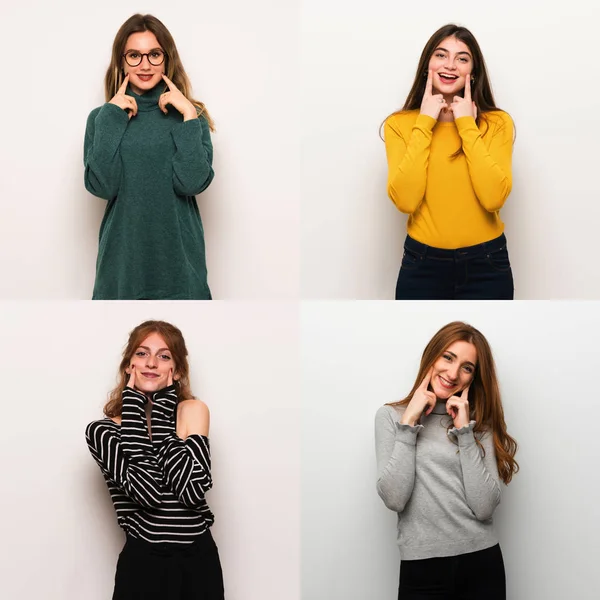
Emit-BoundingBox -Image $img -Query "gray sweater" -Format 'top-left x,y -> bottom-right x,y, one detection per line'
374,402 -> 501,560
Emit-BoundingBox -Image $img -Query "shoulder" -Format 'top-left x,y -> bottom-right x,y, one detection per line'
481,110 -> 514,132
385,110 -> 419,132
177,399 -> 210,431
85,418 -> 119,440
86,105 -> 104,125
375,403 -> 405,424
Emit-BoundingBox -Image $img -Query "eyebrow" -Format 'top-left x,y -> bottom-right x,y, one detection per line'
445,351 -> 476,367
435,47 -> 472,58
137,345 -> 171,353
125,47 -> 163,52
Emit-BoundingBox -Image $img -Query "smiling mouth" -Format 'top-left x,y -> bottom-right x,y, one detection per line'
141,372 -> 159,378
438,375 -> 457,389
438,73 -> 459,83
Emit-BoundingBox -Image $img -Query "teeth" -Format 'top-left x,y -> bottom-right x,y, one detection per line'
440,74 -> 458,79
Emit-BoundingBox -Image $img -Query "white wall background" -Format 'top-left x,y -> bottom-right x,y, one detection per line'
0,1 -> 299,299
301,302 -> 600,599
300,0 -> 600,299
0,302 -> 299,600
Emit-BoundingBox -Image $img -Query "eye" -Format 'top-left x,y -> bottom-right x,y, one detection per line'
135,351 -> 147,357
459,57 -> 469,63
435,52 -> 445,58
443,353 -> 452,361
159,354 -> 172,361
463,365 -> 474,374
151,51 -> 162,58
127,52 -> 140,58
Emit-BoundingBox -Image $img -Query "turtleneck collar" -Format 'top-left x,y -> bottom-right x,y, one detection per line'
126,82 -> 168,112
431,401 -> 448,415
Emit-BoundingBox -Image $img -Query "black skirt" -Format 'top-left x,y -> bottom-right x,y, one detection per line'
112,530 -> 225,600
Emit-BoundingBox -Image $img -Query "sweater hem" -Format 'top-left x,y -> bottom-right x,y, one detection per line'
399,535 -> 499,561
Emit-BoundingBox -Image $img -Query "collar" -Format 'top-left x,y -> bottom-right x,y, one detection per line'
126,81 -> 168,112
431,401 -> 448,415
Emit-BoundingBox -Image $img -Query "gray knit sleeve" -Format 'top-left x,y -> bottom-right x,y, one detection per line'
375,405 -> 423,513
449,422 -> 502,521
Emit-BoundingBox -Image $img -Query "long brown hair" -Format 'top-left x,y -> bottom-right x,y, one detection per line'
104,14 -> 215,131
103,320 -> 195,418
389,321 -> 519,485
381,24 -> 514,156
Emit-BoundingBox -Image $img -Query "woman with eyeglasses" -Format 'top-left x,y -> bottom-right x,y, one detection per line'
84,14 -> 215,300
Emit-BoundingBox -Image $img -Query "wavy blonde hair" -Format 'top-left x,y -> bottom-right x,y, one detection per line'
103,320 -> 195,418
388,321 -> 519,485
104,13 -> 215,131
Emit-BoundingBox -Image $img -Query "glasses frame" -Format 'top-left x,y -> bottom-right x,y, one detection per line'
122,49 -> 166,67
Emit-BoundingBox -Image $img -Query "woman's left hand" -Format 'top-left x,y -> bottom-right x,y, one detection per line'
446,384 -> 471,429
158,74 -> 197,121
450,74 -> 477,120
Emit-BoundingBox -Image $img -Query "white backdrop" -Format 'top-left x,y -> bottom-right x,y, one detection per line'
301,302 -> 600,599
0,302 -> 299,600
0,1 -> 299,299
300,0 -> 600,299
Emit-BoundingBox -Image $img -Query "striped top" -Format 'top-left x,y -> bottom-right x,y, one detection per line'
85,385 -> 214,544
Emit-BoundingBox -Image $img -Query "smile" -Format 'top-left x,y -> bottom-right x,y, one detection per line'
141,372 -> 160,378
438,73 -> 459,84
438,375 -> 457,389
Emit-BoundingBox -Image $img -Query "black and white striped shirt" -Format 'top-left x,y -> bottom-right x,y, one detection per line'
85,385 -> 214,544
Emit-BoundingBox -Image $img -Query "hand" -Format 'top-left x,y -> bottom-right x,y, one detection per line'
401,367 -> 436,425
449,74 -> 477,120
126,364 -> 137,389
108,75 -> 138,120
446,383 -> 471,429
168,367 -> 174,387
420,70 -> 449,120
159,74 -> 197,120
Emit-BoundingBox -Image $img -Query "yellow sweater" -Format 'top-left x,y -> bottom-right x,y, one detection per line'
384,110 -> 514,249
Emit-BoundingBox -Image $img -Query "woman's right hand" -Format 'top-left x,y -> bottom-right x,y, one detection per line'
400,367 -> 436,426
420,70 -> 448,120
126,364 -> 136,389
109,75 -> 138,120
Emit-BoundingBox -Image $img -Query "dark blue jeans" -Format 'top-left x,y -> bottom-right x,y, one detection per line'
395,234 -> 514,300
398,543 -> 506,600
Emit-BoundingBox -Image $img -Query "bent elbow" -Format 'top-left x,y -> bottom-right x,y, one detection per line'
174,167 -> 214,197
376,481 -> 407,513
479,180 -> 512,212
387,185 -> 419,215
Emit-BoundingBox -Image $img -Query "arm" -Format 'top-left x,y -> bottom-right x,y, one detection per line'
85,387 -> 165,508
151,389 -> 213,509
171,115 -> 214,196
83,104 -> 129,200
450,422 -> 502,520
374,405 -> 423,512
455,112 -> 514,212
384,114 -> 436,214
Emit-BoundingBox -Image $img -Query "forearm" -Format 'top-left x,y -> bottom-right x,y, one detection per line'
385,115 -> 435,214
452,422 -> 501,520
456,116 -> 513,212
171,118 -> 214,196
375,408 -> 422,512
83,104 -> 128,199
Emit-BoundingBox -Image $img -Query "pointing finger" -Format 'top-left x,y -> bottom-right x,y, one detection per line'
464,72 -> 472,101
462,383 -> 471,402
127,364 -> 136,388
118,74 -> 130,95
419,366 -> 433,391
425,69 -> 433,97
161,73 -> 175,90
168,368 -> 173,386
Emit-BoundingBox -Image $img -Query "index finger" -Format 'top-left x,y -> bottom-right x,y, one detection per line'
419,366 -> 433,390
461,383 -> 471,401
161,73 -> 175,90
425,69 -> 433,96
118,74 -> 130,95
464,72 -> 471,101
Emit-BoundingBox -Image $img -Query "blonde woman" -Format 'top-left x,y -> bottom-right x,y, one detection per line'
84,14 -> 215,300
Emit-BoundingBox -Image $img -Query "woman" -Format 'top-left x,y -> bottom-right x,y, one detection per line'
374,322 -> 518,600
85,320 -> 225,599
84,14 -> 215,300
383,24 -> 515,300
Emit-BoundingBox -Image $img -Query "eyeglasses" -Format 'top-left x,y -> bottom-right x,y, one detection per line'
123,49 -> 166,67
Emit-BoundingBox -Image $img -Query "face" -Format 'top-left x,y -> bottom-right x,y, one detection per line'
430,340 -> 477,399
122,31 -> 165,95
127,332 -> 175,394
427,36 -> 473,97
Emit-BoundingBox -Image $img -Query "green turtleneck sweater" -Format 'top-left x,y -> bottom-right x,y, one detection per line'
84,82 -> 214,300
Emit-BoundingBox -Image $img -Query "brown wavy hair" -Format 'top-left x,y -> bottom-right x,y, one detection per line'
388,321 -> 519,485
104,13 -> 215,131
103,320 -> 195,418
381,24 -> 514,157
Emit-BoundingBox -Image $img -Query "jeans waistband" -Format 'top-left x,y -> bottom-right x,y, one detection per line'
404,234 -> 508,261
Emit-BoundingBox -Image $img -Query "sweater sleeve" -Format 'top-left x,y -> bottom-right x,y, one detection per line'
85,387 -> 166,508
449,421 -> 502,521
171,115 -> 214,197
83,103 -> 129,200
455,111 -> 514,212
150,387 -> 213,510
384,113 -> 436,214
375,405 -> 424,512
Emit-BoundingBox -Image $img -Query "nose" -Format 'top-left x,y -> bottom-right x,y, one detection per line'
145,353 -> 157,368
447,365 -> 459,380
139,54 -> 152,69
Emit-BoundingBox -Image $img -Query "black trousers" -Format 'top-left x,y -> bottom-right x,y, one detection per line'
398,544 -> 506,600
112,530 -> 225,600
395,234 -> 514,300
